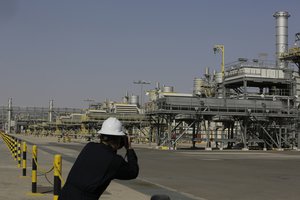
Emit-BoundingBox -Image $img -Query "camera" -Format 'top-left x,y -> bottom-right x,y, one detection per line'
119,135 -> 129,149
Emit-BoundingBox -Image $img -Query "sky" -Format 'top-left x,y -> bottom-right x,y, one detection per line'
0,0 -> 299,108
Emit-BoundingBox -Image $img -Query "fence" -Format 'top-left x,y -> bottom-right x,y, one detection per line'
0,132 -> 64,200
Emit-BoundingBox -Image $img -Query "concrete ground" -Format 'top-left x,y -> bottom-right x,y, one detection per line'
0,134 -> 151,200
2,134 -> 300,200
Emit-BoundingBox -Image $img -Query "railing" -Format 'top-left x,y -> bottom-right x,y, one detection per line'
145,98 -> 297,117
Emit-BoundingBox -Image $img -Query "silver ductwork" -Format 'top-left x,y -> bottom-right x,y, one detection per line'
273,11 -> 290,68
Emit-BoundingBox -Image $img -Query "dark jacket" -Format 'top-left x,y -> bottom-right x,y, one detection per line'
58,142 -> 139,200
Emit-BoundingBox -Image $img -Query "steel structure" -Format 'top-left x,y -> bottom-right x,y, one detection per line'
146,60 -> 300,150
0,105 -> 84,133
280,33 -> 300,71
3,11 -> 299,150
144,11 -> 300,150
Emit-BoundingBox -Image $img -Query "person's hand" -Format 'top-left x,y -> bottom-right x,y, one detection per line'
124,135 -> 132,149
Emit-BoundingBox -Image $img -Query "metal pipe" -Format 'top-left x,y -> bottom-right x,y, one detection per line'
273,11 -> 290,68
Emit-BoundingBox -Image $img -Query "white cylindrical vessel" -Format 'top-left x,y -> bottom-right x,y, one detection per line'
273,11 -> 290,68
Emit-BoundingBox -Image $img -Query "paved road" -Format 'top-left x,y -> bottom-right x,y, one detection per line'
13,135 -> 300,200
137,149 -> 300,200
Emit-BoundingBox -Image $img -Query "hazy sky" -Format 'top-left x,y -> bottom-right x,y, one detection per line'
0,0 -> 299,108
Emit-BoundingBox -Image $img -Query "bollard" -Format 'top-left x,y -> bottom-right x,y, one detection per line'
17,141 -> 21,168
22,142 -> 27,176
10,138 -> 15,158
53,154 -> 62,200
32,145 -> 37,193
10,137 -> 15,158
14,139 -> 17,161
7,136 -> 14,158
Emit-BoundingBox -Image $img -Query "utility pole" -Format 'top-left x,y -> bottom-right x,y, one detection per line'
133,80 -> 151,108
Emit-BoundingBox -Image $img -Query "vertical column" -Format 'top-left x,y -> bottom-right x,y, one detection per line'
297,128 -> 300,151
192,122 -> 196,148
278,127 -> 282,150
49,99 -> 54,123
242,121 -> 249,151
167,117 -> 172,149
273,11 -> 290,68
149,126 -> 153,146
243,79 -> 247,99
7,98 -> 12,134
156,118 -> 160,146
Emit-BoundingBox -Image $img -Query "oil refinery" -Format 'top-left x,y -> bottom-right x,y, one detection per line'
1,11 -> 300,151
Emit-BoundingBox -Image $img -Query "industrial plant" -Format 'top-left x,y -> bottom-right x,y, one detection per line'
2,11 -> 300,151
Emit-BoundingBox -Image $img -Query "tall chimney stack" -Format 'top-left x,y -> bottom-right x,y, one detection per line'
49,99 -> 54,123
273,11 -> 290,68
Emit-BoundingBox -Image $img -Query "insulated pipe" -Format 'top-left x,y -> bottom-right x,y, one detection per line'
273,11 -> 290,68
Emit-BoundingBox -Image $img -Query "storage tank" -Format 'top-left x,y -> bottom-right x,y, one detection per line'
129,95 -> 139,105
193,78 -> 205,96
162,86 -> 174,93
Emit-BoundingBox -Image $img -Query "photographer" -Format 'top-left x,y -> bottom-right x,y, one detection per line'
59,117 -> 139,200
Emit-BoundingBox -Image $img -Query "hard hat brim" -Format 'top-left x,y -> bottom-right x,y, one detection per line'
97,130 -> 125,136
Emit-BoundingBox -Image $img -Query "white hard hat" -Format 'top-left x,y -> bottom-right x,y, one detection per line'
98,117 -> 125,136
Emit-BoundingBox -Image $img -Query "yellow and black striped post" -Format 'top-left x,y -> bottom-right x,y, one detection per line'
6,135 -> 13,157
14,138 -> 17,161
32,145 -> 37,193
9,137 -> 15,158
22,142 -> 27,176
8,135 -> 14,157
17,141 -> 21,168
53,154 -> 62,200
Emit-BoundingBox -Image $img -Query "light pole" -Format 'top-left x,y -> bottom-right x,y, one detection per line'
133,80 -> 151,108
213,44 -> 225,78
